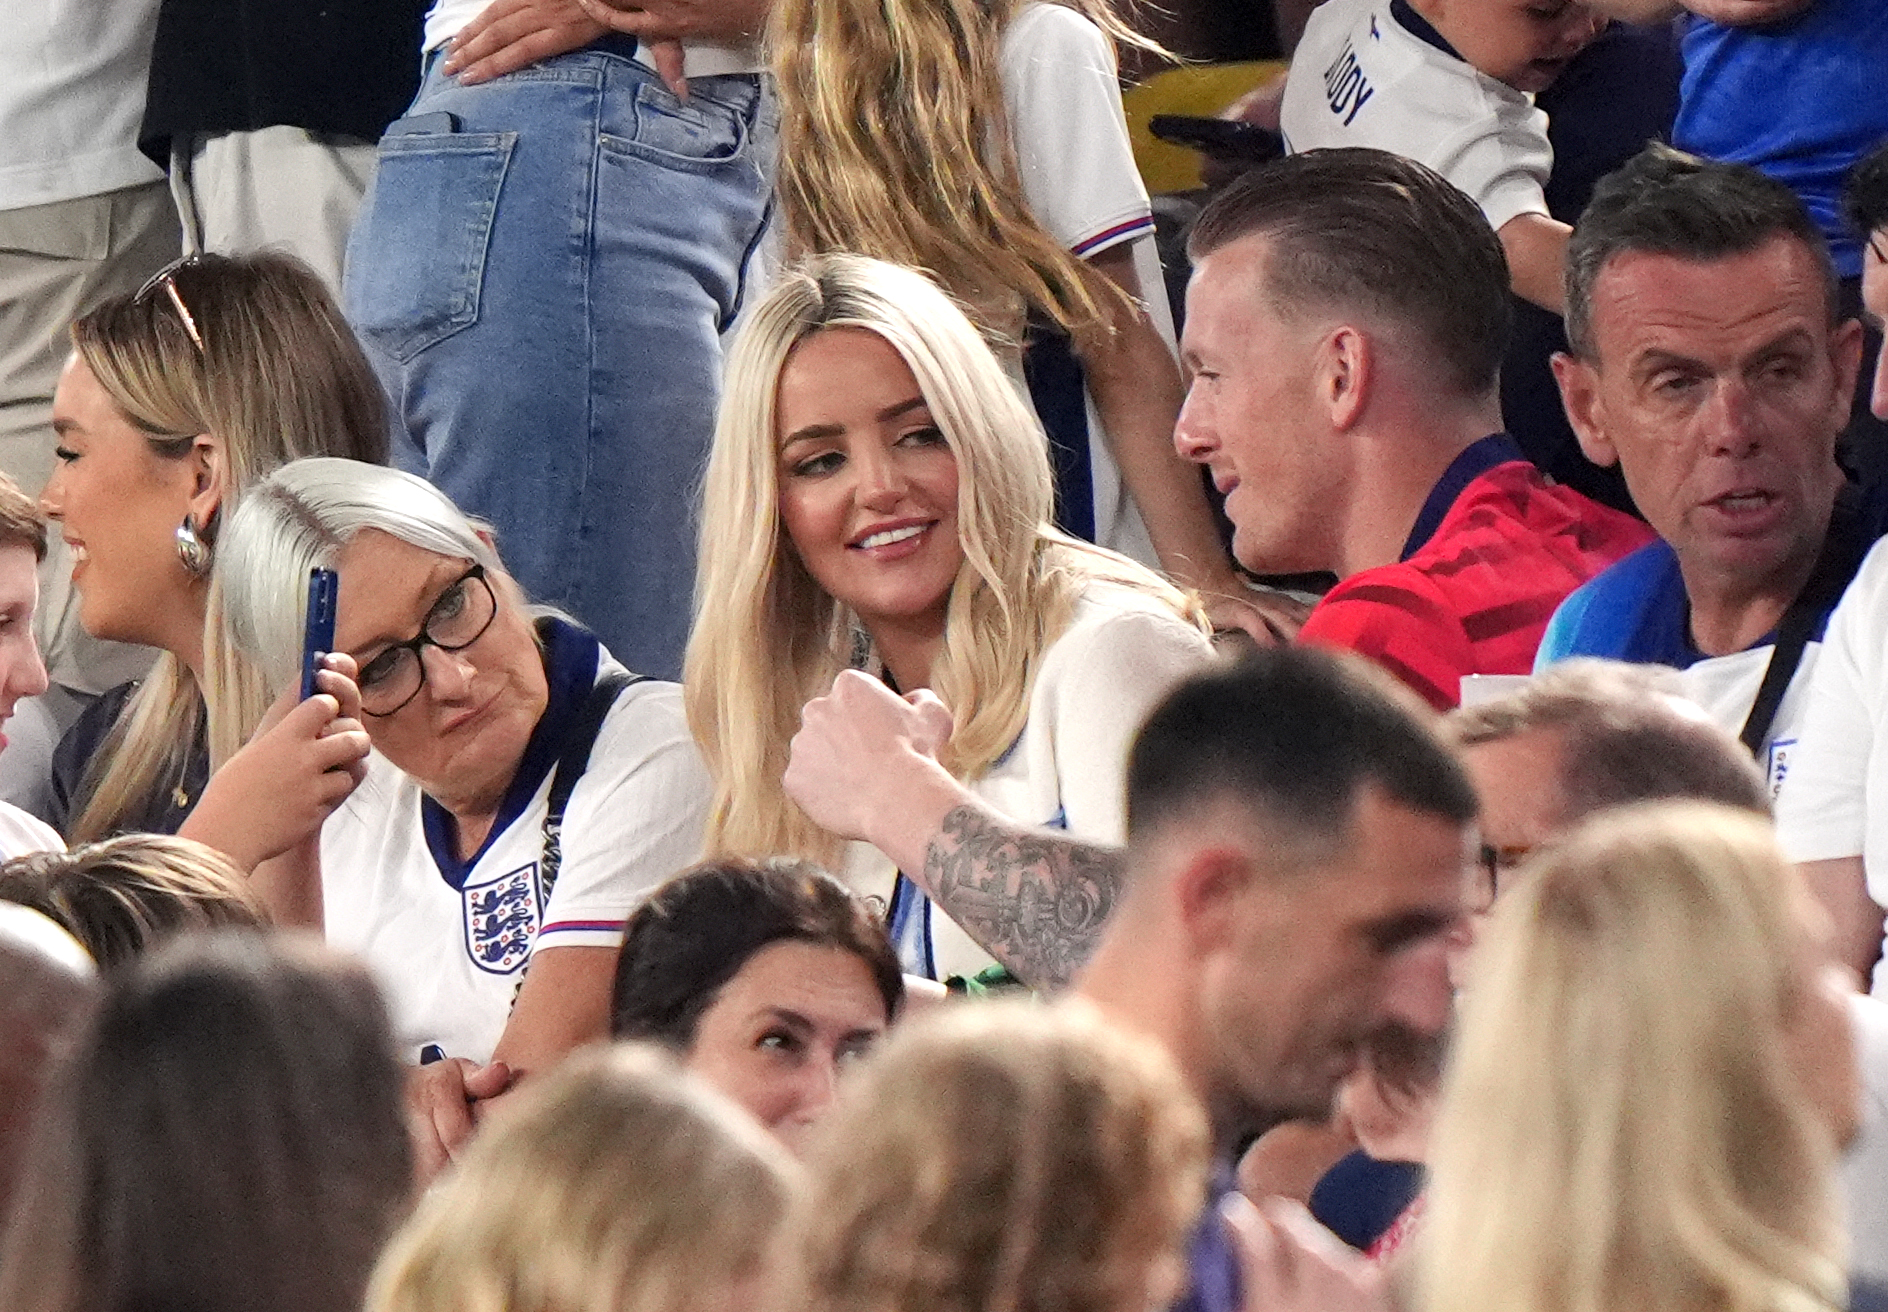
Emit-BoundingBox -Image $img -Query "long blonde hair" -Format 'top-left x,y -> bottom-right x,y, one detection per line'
770,0 -> 1167,338
782,1001 -> 1209,1312
366,1044 -> 798,1312
685,255 -> 1201,866
1417,802 -> 1848,1312
65,252 -> 387,841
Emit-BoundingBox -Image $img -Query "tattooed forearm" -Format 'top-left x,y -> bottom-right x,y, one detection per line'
920,804 -> 1127,991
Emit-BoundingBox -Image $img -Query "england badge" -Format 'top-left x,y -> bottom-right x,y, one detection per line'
462,862 -> 542,975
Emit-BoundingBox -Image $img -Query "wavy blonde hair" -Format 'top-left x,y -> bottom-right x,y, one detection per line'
64,252 -> 387,842
685,255 -> 1202,866
1417,802 -> 1849,1312
770,0 -> 1167,338
782,1001 -> 1209,1312
366,1044 -> 798,1312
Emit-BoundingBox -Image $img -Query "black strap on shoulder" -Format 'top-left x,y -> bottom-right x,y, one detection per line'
1739,494 -> 1870,756
539,669 -> 645,904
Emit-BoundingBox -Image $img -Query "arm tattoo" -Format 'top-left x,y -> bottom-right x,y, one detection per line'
920,804 -> 1127,992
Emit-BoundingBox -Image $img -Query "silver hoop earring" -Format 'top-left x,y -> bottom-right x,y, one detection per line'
176,514 -> 212,576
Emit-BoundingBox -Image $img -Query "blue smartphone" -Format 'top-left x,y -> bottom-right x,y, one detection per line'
300,568 -> 339,701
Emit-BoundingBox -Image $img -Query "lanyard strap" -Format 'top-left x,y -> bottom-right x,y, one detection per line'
1738,496 -> 1867,757
539,669 -> 643,905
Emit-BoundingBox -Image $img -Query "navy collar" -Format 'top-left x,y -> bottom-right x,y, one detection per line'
1400,434 -> 1528,560
423,616 -> 603,889
1389,0 -> 1463,59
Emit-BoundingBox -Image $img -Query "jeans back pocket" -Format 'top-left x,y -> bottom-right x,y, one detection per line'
344,128 -> 518,363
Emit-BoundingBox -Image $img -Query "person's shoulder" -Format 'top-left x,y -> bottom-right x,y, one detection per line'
1447,463 -> 1655,555
1305,559 -> 1456,642
594,673 -> 691,745
0,801 -> 61,860
1538,539 -> 1681,660
1001,2 -> 1109,57
51,681 -> 138,791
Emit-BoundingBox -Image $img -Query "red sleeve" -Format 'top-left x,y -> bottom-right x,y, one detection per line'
1296,569 -> 1475,711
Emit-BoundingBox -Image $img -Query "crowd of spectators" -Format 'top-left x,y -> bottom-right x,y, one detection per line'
5,0 -> 1888,1308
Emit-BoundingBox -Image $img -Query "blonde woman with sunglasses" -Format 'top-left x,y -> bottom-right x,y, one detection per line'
39,251 -> 386,854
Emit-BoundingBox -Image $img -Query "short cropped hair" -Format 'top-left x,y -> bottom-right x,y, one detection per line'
1126,648 -> 1477,859
612,857 -> 903,1049
1566,143 -> 1839,360
1449,660 -> 1769,824
1187,148 -> 1513,398
1843,139 -> 1888,241
0,835 -> 267,968
0,473 -> 46,563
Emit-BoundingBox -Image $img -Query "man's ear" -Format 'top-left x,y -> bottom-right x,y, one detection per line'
185,433 -> 228,530
1830,316 -> 1866,428
1172,845 -> 1258,956
1319,326 -> 1372,432
1550,352 -> 1618,468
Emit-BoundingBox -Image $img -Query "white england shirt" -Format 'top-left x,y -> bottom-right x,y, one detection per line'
320,620 -> 710,1062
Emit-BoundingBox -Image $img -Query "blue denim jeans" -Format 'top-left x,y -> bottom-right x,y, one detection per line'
344,41 -> 776,679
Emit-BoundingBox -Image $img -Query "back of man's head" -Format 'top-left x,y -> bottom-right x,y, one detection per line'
1451,660 -> 1769,825
1186,148 -> 1513,399
1843,139 -> 1888,241
1127,647 -> 1478,859
1567,143 -> 1839,360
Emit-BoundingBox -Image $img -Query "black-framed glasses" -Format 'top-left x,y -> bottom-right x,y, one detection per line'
1467,842 -> 1535,915
356,565 -> 498,717
136,254 -> 208,354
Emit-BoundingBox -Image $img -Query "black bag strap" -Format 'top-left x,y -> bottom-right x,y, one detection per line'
539,669 -> 645,903
1738,496 -> 1869,756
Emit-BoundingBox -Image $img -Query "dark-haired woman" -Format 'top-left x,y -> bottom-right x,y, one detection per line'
612,856 -> 903,1152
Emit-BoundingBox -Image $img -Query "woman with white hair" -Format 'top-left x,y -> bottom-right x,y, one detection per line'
1417,802 -> 1864,1312
199,457 -> 711,1174
685,253 -> 1213,987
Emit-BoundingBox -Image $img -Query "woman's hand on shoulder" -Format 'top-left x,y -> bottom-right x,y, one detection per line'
1202,588 -> 1311,649
180,655 -> 371,872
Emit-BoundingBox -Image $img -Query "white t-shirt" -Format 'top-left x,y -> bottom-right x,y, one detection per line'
320,622 -> 710,1062
1776,534 -> 1888,980
1279,0 -> 1552,233
1001,2 -> 1169,567
421,0 -> 761,76
1,0 -> 166,210
0,800 -> 61,861
845,581 -> 1213,982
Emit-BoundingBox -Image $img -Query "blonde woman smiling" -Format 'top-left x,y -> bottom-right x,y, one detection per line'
686,255 -> 1213,986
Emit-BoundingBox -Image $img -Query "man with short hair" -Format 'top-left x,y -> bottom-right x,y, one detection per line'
1178,147 -> 1648,710
1073,648 -> 1472,1311
1453,659 -> 1769,880
1538,143 -> 1870,793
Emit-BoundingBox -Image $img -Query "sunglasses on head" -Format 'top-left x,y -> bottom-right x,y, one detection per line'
135,254 -> 209,354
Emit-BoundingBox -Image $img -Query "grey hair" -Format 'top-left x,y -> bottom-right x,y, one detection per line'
215,458 -> 504,694
1565,143 -> 1839,360
1448,659 -> 1770,824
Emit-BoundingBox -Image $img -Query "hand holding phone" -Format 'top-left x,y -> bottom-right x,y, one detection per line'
300,568 -> 339,702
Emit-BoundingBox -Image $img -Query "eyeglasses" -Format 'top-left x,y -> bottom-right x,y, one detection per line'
355,565 -> 498,717
1466,842 -> 1536,915
136,255 -> 208,354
